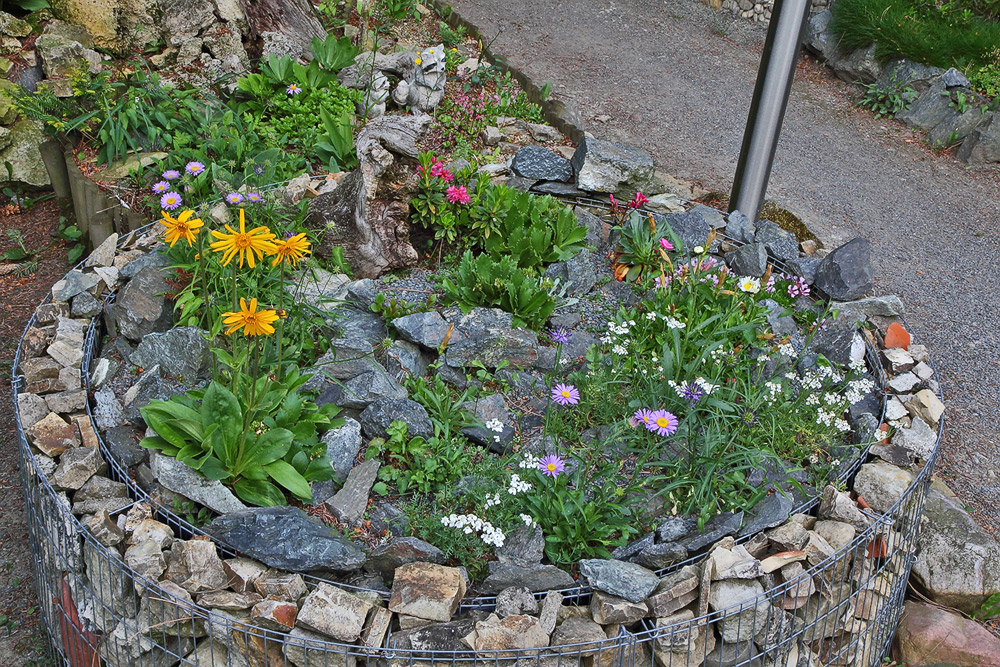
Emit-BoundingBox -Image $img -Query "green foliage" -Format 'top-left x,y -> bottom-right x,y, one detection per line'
405,373 -> 478,438
140,365 -> 342,507
439,21 -> 467,47
370,293 -> 439,328
379,0 -> 419,21
974,591 -> 1000,619
614,210 -> 678,283
968,48 -> 1000,97
520,457 -> 643,565
945,88 -> 973,113
171,497 -> 214,527
368,421 -> 472,495
831,0 -> 1000,98
315,108 -> 357,172
441,251 -> 557,330
1,229 -> 35,262
857,80 -> 918,119
310,34 -> 360,72
482,190 -> 588,272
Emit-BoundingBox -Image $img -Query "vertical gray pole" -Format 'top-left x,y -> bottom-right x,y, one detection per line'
729,0 -> 813,222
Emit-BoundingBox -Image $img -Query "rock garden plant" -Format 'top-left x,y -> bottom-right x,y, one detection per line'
5,2 -> 960,666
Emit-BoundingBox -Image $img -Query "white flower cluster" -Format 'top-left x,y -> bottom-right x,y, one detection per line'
519,513 -> 535,527
815,408 -> 836,427
663,317 -> 686,329
440,513 -> 506,547
764,381 -> 784,402
507,473 -> 531,496
777,342 -> 796,357
667,377 -> 719,398
600,320 -> 635,350
485,418 -> 504,433
844,377 -> 876,405
518,453 -> 539,469
484,492 -> 502,509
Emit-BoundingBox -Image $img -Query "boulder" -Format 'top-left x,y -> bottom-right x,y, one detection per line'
896,601 -> 1000,667
544,249 -> 598,297
164,539 -> 229,594
316,368 -> 407,410
494,586 -> 538,617
36,32 -> 102,79
320,417 -> 363,483
912,488 -> 1000,613
463,613 -> 549,652
324,458 -> 379,525
708,578 -> 770,643
111,265 -> 175,341
206,506 -> 365,573
359,397 -> 433,439
366,536 -> 446,580
0,119 -> 50,188
52,445 -> 106,490
151,452 -> 246,514
392,311 -> 455,349
131,327 -> 212,380
578,559 -> 659,603
571,137 -> 656,196
813,238 -> 874,300
388,562 -> 466,622
726,242 -> 768,278
297,582 -> 373,642
478,562 -> 575,594
511,145 -> 573,182
957,112 -> 1000,165
897,78 -> 954,131
550,616 -> 610,657
755,220 -> 798,261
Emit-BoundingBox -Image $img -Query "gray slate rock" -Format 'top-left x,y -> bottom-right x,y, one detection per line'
131,327 -> 212,381
325,458 -> 379,525
151,452 -> 246,515
111,265 -> 174,341
544,250 -> 598,297
392,311 -> 455,349
941,67 -> 970,88
207,507 -> 366,573
103,425 -> 147,469
957,112 -> 1000,165
496,524 -> 545,567
657,516 -> 697,543
479,562 -> 575,594
120,251 -> 171,280
662,204 -> 722,253
755,220 -> 798,261
316,368 -> 406,410
359,397 -> 433,439
678,511 -> 744,552
814,238 -> 874,300
761,299 -> 797,336
511,145 -> 573,182
725,210 -> 756,244
874,58 -> 944,94
897,78 -> 953,131
321,417 -> 363,483
444,328 -> 538,369
738,493 -> 794,537
927,107 -> 988,148
307,338 -> 379,385
531,181 -> 585,197
785,256 -> 822,284
579,559 -> 659,603
52,269 -> 99,301
571,137 -> 655,195
808,327 -> 864,366
332,307 -> 388,345
366,536 -> 445,580
634,542 -> 688,570
726,243 -> 768,278
71,291 -> 102,318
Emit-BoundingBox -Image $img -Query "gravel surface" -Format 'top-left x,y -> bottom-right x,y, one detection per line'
449,0 -> 1000,535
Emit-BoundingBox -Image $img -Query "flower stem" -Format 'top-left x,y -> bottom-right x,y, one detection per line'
277,261 -> 285,380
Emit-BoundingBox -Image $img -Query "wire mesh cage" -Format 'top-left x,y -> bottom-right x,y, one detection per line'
11,203 -> 939,667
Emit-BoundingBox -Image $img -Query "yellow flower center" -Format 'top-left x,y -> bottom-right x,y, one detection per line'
656,417 -> 671,428
234,234 -> 252,249
546,463 -> 557,472
560,390 -> 570,398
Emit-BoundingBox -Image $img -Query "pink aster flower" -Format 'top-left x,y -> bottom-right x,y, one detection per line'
538,455 -> 565,478
247,192 -> 263,202
152,180 -> 169,194
162,169 -> 181,180
446,185 -> 471,205
645,409 -> 678,436
551,383 -> 579,406
287,83 -> 302,95
660,238 -> 674,251
225,192 -> 244,205
185,161 -> 205,176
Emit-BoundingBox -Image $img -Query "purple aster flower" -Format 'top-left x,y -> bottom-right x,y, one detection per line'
538,455 -> 565,478
162,169 -> 180,180
152,180 -> 169,194
225,192 -> 244,205
787,277 -> 810,299
645,409 -> 678,436
678,381 -> 705,405
551,383 -> 579,406
633,408 -> 654,428
185,161 -> 205,176
247,192 -> 263,202
160,191 -> 182,210
549,326 -> 571,344
286,83 -> 302,95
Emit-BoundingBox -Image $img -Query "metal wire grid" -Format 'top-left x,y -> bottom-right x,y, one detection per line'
11,197 -> 936,666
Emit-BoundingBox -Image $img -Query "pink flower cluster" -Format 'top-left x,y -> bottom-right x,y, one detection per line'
417,158 -> 453,183
446,185 -> 471,204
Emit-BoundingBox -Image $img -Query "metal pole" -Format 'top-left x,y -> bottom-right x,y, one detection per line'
729,0 -> 813,222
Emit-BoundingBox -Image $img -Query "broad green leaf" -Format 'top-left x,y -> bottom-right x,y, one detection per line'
264,460 -> 312,501
201,382 -> 242,447
233,479 -> 285,507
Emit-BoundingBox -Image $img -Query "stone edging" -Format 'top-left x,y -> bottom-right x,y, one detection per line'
11,204 -> 946,665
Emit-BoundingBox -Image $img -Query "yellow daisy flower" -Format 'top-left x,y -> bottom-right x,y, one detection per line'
209,208 -> 277,268
160,209 -> 204,247
222,298 -> 280,336
271,232 -> 312,267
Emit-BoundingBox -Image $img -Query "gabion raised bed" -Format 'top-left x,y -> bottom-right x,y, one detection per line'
13,209 -> 942,667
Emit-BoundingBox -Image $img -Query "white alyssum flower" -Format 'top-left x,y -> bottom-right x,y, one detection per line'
485,418 -> 504,433
519,513 -> 535,527
507,473 -> 531,496
440,513 -> 505,548
663,316 -> 686,329
518,453 -> 540,469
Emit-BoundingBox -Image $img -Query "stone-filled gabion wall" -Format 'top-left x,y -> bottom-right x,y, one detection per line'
715,0 -> 829,23
13,222 -> 942,667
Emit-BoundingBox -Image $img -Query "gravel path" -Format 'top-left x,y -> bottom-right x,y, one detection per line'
449,0 -> 1000,534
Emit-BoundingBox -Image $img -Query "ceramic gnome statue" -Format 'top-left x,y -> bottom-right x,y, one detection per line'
406,44 -> 446,111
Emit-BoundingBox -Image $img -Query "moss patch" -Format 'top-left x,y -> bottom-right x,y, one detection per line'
697,192 -> 821,247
